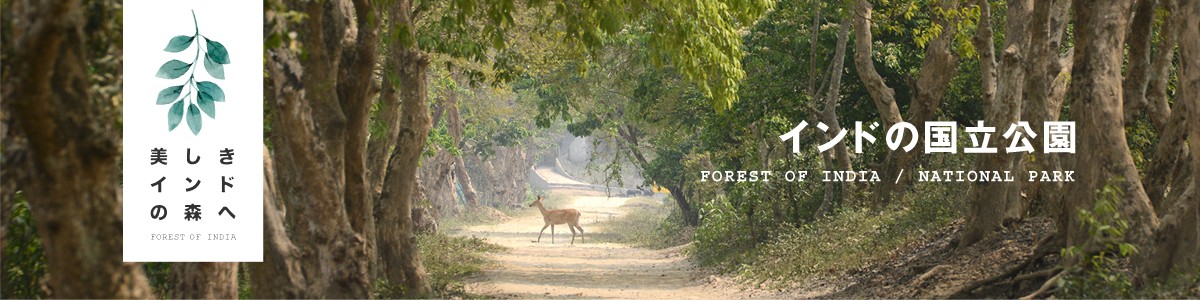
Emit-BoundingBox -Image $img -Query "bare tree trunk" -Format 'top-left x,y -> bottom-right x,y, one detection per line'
1059,0 -> 1159,255
667,185 -> 701,227
444,77 -> 481,211
1145,110 -> 1192,209
264,0 -> 371,297
1122,0 -> 1162,123
467,144 -> 503,204
1142,0 -> 1200,278
367,68 -> 403,202
375,6 -> 434,289
4,0 -> 154,297
1022,0 -> 1073,218
1141,0 -> 1188,209
853,0 -> 960,208
850,0 -> 903,131
1146,0 -> 1181,131
170,263 -> 238,299
339,0 -> 383,282
812,19 -> 854,219
251,146 -> 308,298
973,0 -> 997,108
961,0 -> 1033,249
422,149 -> 460,215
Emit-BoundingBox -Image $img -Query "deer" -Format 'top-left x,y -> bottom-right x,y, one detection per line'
529,195 -> 584,244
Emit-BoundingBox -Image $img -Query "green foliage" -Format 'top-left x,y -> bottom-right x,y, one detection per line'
467,117 -> 531,160
3,192 -> 47,299
693,168 -> 963,288
694,185 -> 960,288
423,120 -> 462,158
1059,180 -> 1139,298
1124,111 -> 1160,171
592,197 -> 694,249
156,10 -> 229,135
371,234 -> 505,299
143,262 -> 173,299
237,263 -> 252,299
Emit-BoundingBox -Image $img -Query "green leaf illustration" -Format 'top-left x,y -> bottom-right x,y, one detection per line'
197,81 -> 225,102
203,55 -> 224,79
206,39 -> 230,64
168,100 -> 185,131
157,10 -> 230,135
157,85 -> 184,105
196,89 -> 216,118
155,60 -> 191,79
164,35 -> 195,52
186,103 -> 203,135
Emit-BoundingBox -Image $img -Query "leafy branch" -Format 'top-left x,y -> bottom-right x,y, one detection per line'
155,10 -> 230,135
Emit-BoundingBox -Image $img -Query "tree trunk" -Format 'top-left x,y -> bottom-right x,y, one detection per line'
367,63 -> 403,203
4,0 -> 154,297
853,0 -> 960,208
170,263 -> 238,299
1059,0 -> 1159,255
616,124 -> 699,225
376,35 -> 433,297
973,0 -> 997,109
467,144 -> 503,205
850,0 -> 903,131
339,0 -> 383,282
422,148 -> 460,215
1142,0 -> 1200,278
1146,0 -> 1180,131
446,78 -> 482,210
1141,0 -> 1189,209
1121,0 -> 1162,123
264,0 -> 371,297
1022,0 -> 1073,218
251,146 -> 308,298
667,185 -> 700,227
813,19 -> 855,220
961,0 -> 1033,249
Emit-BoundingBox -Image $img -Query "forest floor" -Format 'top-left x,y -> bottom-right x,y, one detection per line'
451,188 -> 1060,299
803,217 -> 1058,299
454,189 -> 773,299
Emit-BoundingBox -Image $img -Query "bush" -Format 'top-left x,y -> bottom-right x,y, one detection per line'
3,192 -> 47,299
373,234 -> 506,299
692,178 -> 963,289
592,197 -> 693,249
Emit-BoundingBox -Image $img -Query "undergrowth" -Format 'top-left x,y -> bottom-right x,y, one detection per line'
1057,181 -> 1200,299
439,186 -> 559,230
373,234 -> 506,299
591,196 -> 693,249
693,178 -> 964,289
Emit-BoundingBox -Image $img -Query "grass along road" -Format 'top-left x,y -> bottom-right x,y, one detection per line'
453,189 -> 751,299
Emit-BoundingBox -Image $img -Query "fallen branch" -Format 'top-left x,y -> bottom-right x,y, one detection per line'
945,234 -> 1056,299
1012,267 -> 1062,283
1019,269 -> 1065,299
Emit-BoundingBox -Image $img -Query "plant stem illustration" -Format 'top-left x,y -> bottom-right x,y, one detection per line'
156,10 -> 229,135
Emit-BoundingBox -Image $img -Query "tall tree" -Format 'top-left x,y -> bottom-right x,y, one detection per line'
2,0 -> 155,297
811,18 -> 855,219
1142,0 -> 1200,278
960,0 -> 1034,248
263,0 -> 773,296
850,0 -> 962,208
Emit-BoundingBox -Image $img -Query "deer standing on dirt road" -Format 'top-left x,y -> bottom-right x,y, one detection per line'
529,195 -> 584,244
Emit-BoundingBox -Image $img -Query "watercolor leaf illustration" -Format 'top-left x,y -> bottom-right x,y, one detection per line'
155,10 -> 230,135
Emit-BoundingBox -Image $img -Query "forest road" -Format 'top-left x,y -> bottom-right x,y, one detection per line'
457,189 -> 752,299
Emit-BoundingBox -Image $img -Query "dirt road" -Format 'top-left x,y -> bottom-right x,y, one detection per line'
456,190 -> 753,299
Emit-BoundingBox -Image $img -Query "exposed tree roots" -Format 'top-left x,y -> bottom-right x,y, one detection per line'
946,233 -> 1058,299
1018,269 -> 1066,299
